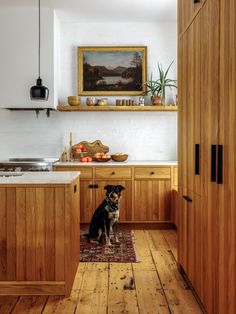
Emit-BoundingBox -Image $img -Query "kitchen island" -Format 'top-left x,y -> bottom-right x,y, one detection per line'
0,171 -> 80,296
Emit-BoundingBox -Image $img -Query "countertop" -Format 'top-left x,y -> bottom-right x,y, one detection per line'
55,160 -> 178,167
0,171 -> 80,185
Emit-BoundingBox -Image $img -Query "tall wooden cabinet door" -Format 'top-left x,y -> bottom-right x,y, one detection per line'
178,36 -> 188,189
186,13 -> 201,196
80,180 -> 94,223
134,180 -> 171,222
178,0 -> 202,35
178,186 -> 188,272
94,180 -> 132,222
186,192 -> 203,300
200,0 -> 220,313
218,1 -> 236,313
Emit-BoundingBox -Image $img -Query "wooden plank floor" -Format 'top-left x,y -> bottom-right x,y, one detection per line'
0,230 -> 203,314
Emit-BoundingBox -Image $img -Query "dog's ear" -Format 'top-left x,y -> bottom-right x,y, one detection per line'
104,185 -> 112,191
117,185 -> 125,192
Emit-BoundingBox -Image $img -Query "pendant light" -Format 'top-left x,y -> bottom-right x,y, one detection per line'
30,0 -> 49,101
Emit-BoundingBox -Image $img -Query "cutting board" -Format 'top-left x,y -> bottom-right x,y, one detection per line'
72,140 -> 109,160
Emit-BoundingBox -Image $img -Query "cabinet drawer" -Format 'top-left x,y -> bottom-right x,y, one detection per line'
54,166 -> 93,179
134,167 -> 171,179
95,167 -> 132,179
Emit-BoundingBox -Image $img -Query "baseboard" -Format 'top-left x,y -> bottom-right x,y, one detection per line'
0,281 -> 65,295
179,264 -> 207,314
81,222 -> 176,230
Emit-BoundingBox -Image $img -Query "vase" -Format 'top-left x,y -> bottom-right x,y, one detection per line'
151,95 -> 163,105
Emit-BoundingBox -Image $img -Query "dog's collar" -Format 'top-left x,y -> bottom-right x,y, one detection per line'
105,197 -> 119,211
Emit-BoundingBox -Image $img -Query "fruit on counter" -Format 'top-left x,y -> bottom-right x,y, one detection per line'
94,152 -> 111,159
77,144 -> 83,149
114,152 -> 126,156
81,147 -> 88,152
79,156 -> 93,162
76,148 -> 82,153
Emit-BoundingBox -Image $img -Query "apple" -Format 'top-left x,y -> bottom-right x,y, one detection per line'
100,152 -> 105,156
76,148 -> 82,153
82,147 -> 88,152
81,157 -> 87,162
87,157 -> 92,162
77,144 -> 83,149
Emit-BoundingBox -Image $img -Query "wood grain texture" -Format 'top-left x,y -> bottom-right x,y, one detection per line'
134,179 -> 171,221
0,230 -> 203,314
218,0 -> 236,313
95,167 -> 132,179
0,181 -> 80,296
134,167 -> 171,180
57,105 -> 178,112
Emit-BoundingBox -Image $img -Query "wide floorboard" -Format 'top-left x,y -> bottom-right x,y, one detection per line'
0,230 -> 203,314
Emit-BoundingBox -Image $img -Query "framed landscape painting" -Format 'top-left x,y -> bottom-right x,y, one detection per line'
78,46 -> 147,96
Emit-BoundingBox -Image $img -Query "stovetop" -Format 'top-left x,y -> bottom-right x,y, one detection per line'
0,158 -> 59,171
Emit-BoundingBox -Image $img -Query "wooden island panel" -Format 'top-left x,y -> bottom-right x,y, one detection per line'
0,178 -> 80,296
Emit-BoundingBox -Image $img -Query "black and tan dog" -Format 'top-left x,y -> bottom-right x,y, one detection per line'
86,185 -> 125,246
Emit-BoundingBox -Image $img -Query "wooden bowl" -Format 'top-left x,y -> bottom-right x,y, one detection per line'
68,96 -> 81,106
94,156 -> 111,162
111,154 -> 128,162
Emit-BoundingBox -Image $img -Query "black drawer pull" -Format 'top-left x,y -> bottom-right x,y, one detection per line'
217,145 -> 223,184
195,144 -> 200,175
94,184 -> 98,189
89,184 -> 94,189
74,185 -> 77,193
194,0 -> 200,3
111,172 -> 115,175
150,171 -> 155,175
211,145 -> 217,182
183,195 -> 193,202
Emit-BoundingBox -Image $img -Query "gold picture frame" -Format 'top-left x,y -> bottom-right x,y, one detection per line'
78,46 -> 147,96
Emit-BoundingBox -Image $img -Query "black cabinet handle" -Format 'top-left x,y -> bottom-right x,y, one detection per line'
195,144 -> 200,175
211,145 -> 217,182
74,185 -> 77,193
150,171 -> 155,175
94,184 -> 98,189
183,195 -> 193,202
217,145 -> 223,184
89,184 -> 94,189
111,172 -> 115,175
194,0 -> 200,3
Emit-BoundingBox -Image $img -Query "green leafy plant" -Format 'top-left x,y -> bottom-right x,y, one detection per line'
144,61 -> 177,102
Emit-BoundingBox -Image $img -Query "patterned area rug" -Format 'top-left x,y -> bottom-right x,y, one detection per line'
80,230 -> 139,262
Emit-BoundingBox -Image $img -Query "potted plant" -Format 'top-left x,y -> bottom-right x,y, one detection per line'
144,61 -> 177,105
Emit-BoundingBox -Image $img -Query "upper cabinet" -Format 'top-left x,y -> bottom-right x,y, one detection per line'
178,0 -> 202,35
0,8 -> 60,109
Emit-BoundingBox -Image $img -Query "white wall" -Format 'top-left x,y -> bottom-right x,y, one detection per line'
0,20 -> 177,161
59,22 -> 177,105
0,8 -> 56,108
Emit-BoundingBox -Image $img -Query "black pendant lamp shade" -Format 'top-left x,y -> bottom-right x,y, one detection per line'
30,0 -> 49,101
30,78 -> 49,100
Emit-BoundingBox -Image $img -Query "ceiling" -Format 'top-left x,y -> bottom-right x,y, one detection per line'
1,0 -> 177,23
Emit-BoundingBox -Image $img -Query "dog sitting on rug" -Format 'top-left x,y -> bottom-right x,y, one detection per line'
85,185 -> 125,246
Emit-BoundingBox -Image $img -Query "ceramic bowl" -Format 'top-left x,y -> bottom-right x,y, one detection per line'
68,96 -> 81,106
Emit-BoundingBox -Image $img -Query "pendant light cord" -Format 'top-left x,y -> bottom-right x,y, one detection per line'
38,0 -> 41,78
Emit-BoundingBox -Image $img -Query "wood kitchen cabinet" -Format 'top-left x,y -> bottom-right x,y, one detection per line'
178,0 -> 202,35
178,0 -> 236,312
134,167 -> 171,222
0,175 -> 80,296
54,164 -> 175,224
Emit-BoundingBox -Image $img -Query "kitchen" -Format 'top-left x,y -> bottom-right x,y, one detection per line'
0,0 -> 235,313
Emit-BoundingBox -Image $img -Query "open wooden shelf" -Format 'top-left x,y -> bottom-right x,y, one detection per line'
57,105 -> 178,112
